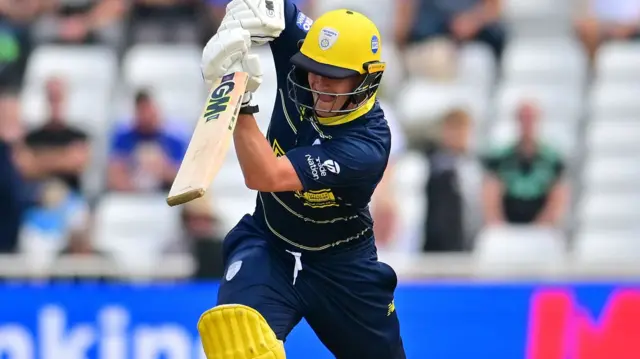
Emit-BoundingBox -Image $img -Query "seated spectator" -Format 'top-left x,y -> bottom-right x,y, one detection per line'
395,0 -> 505,61
0,103 -> 34,253
164,195 -> 224,280
107,90 -> 187,192
128,0 -> 204,45
0,0 -> 40,95
25,77 -> 90,193
421,108 -> 474,252
54,226 -> 115,282
19,178 -> 90,260
481,101 -> 568,227
574,0 -> 640,64
34,0 -> 126,46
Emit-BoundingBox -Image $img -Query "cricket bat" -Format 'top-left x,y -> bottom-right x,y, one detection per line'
166,72 -> 249,207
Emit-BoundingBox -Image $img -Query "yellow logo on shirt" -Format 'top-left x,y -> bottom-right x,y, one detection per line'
294,189 -> 338,208
272,139 -> 285,157
387,300 -> 396,317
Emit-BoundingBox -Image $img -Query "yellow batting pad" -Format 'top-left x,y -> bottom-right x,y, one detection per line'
198,304 -> 286,359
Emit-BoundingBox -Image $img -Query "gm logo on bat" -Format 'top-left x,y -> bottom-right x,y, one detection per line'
204,73 -> 236,123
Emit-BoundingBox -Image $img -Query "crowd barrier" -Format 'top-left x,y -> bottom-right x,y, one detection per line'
2,280 -> 639,359
1,254 -> 638,359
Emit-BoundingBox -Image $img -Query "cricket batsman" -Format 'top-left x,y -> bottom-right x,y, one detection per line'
198,0 -> 406,358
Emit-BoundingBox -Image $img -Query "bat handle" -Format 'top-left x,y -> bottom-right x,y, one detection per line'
228,61 -> 243,74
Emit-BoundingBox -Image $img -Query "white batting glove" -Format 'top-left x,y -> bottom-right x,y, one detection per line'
219,0 -> 285,45
226,51 -> 263,94
201,28 -> 250,86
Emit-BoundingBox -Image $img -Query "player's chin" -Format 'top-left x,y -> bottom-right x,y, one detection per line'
314,104 -> 336,117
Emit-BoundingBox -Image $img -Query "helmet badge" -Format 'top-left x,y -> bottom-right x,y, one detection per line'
371,35 -> 379,54
318,27 -> 339,51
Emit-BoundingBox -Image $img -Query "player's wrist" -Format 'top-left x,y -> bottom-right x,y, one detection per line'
239,92 -> 259,115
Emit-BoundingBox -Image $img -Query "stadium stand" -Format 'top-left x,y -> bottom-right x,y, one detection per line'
1,0 -> 638,279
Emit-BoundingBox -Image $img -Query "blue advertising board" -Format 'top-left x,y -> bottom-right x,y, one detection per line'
1,281 -> 639,359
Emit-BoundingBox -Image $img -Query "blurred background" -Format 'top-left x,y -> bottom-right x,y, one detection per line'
0,0 -> 639,358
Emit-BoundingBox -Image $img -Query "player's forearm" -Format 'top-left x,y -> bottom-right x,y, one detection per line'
233,114 -> 282,190
233,115 -> 303,192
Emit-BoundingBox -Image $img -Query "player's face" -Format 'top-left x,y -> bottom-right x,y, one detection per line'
307,72 -> 360,117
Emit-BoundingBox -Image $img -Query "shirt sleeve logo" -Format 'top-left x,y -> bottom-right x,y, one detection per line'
296,12 -> 313,32
322,160 -> 340,174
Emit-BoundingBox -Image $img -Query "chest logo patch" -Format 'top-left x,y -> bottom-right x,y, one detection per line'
294,189 -> 338,208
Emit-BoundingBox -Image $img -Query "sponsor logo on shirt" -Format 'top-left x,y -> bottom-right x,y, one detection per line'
296,12 -> 313,32
322,160 -> 340,174
305,154 -> 327,180
294,189 -> 338,208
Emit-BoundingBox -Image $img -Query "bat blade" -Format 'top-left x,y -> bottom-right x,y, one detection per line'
166,72 -> 248,207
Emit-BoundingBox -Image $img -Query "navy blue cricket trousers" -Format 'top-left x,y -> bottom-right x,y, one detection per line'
217,215 -> 406,359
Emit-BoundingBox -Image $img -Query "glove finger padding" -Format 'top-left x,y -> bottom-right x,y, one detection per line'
201,29 -> 251,86
219,0 -> 284,45
242,53 -> 263,93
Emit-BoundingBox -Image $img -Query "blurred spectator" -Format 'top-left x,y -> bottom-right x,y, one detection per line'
481,101 -> 568,226
53,227 -> 115,282
421,108 -> 474,252
574,0 -> 640,64
371,101 -> 407,248
0,110 -> 27,253
59,227 -> 103,257
395,0 -> 505,61
19,178 -> 91,260
0,0 -> 41,95
34,0 -> 126,46
24,77 -> 90,193
164,195 -> 224,280
107,90 -> 187,192
128,0 -> 204,45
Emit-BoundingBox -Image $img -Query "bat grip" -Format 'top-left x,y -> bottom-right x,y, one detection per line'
228,61 -> 243,74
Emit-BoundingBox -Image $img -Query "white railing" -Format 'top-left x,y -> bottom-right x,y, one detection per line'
0,253 -> 638,281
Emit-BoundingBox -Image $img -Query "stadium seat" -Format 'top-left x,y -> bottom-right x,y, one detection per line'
458,42 -> 498,93
313,0 -> 396,39
493,83 -> 584,121
501,39 -> 587,88
92,193 -> 181,270
585,120 -> 640,155
502,0 -> 573,37
397,80 -> 488,127
589,82 -> 640,117
21,84 -> 111,132
210,159 -> 250,196
387,151 -> 428,252
488,118 -> 578,156
576,192 -> 640,231
24,45 -> 118,88
573,230 -> 640,265
212,191 -> 258,233
582,155 -> 640,193
112,84 -> 206,126
122,44 -> 203,89
596,41 -> 640,84
21,45 -> 116,132
473,225 -> 567,275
